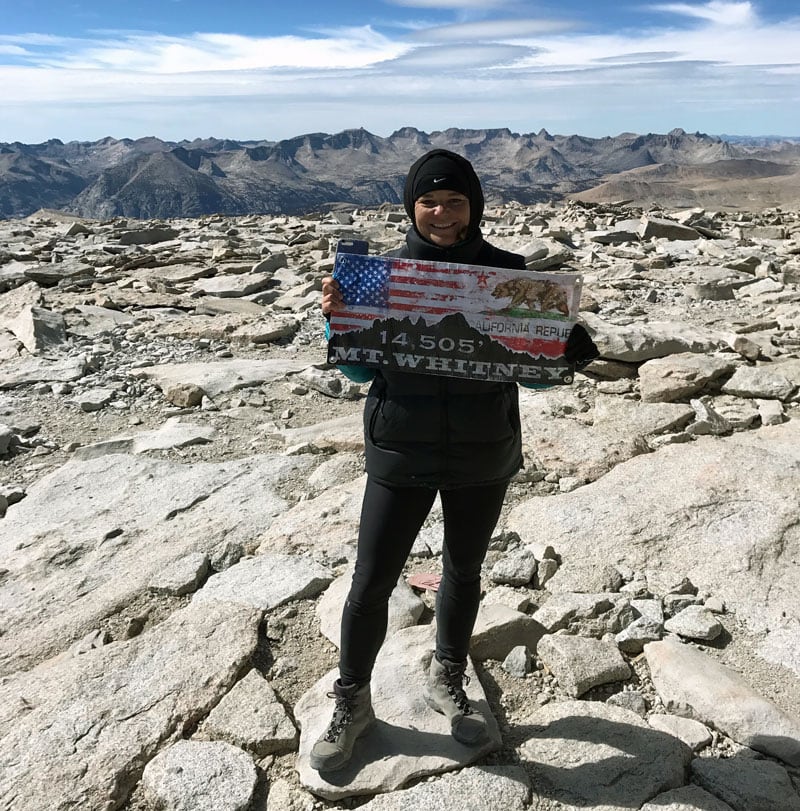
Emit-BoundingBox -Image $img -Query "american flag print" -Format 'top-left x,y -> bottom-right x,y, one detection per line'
328,253 -> 583,384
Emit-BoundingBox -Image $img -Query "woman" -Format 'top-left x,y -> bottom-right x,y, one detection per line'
312,149 -> 596,772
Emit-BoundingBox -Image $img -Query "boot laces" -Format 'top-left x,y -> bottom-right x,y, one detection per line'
322,691 -> 353,742
444,663 -> 472,715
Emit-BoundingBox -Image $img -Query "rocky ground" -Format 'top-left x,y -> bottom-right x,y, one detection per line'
1,201 -> 800,810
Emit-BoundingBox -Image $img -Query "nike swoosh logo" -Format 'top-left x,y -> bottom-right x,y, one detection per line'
433,177 -> 447,183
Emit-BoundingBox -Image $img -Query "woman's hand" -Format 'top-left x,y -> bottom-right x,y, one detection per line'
321,276 -> 344,316
564,324 -> 600,370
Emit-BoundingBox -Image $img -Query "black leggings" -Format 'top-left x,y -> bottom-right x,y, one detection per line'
339,476 -> 508,685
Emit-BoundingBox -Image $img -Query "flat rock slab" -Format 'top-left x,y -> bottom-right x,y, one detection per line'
269,412 -> 365,452
518,388 -> 650,482
520,700 -> 691,810
638,353 -> 738,403
142,740 -> 258,811
640,784 -> 735,810
295,625 -> 501,801
506,420 -> 800,676
0,354 -> 88,389
583,314 -> 723,362
201,669 -> 297,756
5,305 -> 66,353
692,755 -> 800,811
644,639 -> 800,766
193,553 -> 333,611
192,272 -> 273,297
257,475 -> 366,556
0,452 -> 312,675
73,418 -> 215,460
0,600 -> 261,811
317,568 -> 424,648
356,765 -> 530,810
592,396 -> 695,436
131,358 -> 310,398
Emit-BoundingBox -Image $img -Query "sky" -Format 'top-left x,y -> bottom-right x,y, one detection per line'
1,0 -> 799,144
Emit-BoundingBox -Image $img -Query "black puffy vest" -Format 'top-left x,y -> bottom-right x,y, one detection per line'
363,230 -> 527,488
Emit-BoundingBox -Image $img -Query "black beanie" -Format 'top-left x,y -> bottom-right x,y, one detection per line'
403,148 -> 485,239
411,152 -> 470,200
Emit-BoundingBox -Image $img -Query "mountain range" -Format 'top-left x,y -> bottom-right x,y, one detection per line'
2,127 -> 800,220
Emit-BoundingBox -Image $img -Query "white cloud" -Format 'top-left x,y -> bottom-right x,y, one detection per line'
387,0 -> 511,8
595,51 -> 682,63
383,42 -> 535,68
653,1 -> 756,26
411,19 -> 575,42
49,28 -> 407,73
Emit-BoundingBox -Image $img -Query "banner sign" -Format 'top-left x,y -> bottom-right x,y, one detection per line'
327,253 -> 583,385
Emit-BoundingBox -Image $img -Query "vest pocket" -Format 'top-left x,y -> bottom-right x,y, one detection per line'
448,392 -> 515,442
367,395 -> 439,444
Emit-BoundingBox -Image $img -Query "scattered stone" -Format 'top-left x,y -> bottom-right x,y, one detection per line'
490,547 -> 537,586
166,382 -> 206,407
118,226 -> 180,245
2,199 -> 800,811
664,604 -> 723,641
502,645 -> 531,677
537,633 -> 631,697
482,585 -> 530,612
142,739 -> 258,811
607,689 -> 648,717
532,592 -> 617,633
648,713 -> 712,752
616,616 -> 663,653
536,558 -> 559,588
72,418 -> 215,459
638,216 -> 702,241
638,353 -> 737,403
148,552 -> 210,596
470,603 -> 546,661
73,387 -> 116,412
756,397 -> 785,425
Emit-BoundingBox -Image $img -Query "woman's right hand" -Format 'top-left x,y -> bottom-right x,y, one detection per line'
321,276 -> 344,316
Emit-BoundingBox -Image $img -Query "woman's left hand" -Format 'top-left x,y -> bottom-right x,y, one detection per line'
321,276 -> 344,316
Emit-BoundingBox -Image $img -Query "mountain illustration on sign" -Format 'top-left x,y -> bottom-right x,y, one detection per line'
329,312 -> 573,384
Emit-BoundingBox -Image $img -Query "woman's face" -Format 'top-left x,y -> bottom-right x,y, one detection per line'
414,190 -> 470,247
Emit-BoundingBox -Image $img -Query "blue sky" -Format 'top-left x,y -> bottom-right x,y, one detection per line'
1,1 -> 798,143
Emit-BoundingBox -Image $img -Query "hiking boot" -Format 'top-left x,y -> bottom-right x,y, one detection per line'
309,679 -> 375,772
424,654 -> 488,745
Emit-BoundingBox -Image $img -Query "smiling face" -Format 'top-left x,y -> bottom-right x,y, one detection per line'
413,190 -> 471,247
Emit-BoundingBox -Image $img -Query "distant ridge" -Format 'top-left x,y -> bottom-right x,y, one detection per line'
2,127 -> 799,219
